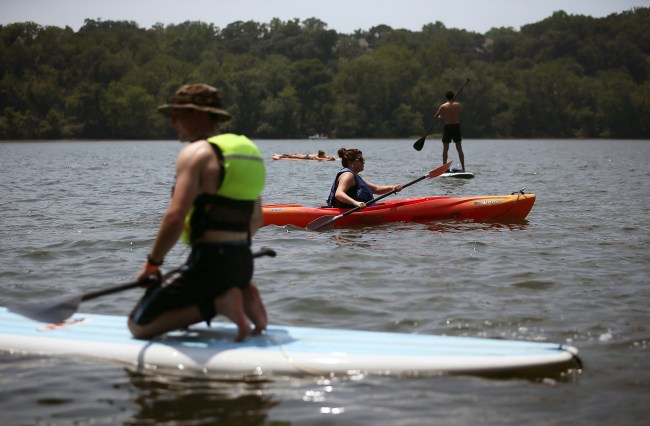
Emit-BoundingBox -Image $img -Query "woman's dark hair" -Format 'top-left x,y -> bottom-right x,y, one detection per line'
337,147 -> 362,167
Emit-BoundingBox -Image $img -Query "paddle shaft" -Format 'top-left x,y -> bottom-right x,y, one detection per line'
307,161 -> 451,231
420,118 -> 441,140
336,173 -> 427,217
7,247 -> 277,324
80,247 -> 276,302
413,78 -> 470,151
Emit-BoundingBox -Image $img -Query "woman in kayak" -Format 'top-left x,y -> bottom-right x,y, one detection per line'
326,147 -> 402,208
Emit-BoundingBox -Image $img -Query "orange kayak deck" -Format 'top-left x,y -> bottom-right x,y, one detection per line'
262,193 -> 536,228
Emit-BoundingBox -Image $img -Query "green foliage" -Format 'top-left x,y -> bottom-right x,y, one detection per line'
1,8 -> 649,140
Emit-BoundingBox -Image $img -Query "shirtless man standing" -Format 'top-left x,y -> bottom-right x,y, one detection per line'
434,90 -> 465,172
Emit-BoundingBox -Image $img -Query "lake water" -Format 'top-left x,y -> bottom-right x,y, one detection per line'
0,138 -> 649,425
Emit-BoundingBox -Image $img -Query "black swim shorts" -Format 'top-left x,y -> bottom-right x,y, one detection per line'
442,123 -> 462,143
129,242 -> 253,326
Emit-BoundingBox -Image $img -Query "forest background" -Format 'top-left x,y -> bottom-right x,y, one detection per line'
1,7 -> 648,140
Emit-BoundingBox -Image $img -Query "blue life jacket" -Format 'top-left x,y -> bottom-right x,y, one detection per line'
326,168 -> 375,208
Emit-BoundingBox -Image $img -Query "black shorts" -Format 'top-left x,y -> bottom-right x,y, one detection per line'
442,124 -> 462,143
129,242 -> 253,326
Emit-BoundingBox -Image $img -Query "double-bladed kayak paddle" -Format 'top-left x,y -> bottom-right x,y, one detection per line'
306,162 -> 452,231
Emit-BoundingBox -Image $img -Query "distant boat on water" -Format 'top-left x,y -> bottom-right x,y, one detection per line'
308,133 -> 328,140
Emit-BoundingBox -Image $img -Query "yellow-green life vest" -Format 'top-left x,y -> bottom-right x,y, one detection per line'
180,134 -> 266,244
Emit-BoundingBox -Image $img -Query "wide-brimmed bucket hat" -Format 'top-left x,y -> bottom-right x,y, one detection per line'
158,83 -> 232,122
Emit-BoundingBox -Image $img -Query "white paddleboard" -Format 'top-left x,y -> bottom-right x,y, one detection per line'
0,308 -> 580,377
441,169 -> 475,179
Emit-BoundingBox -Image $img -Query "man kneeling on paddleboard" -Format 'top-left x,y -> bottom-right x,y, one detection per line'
128,83 -> 267,342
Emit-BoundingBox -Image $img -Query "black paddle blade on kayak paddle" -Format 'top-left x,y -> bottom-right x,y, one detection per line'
8,247 -> 278,324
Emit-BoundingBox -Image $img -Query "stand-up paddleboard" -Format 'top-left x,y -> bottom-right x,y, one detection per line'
441,168 -> 475,179
0,308 -> 580,378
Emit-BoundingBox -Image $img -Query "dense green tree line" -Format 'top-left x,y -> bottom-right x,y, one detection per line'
1,7 -> 649,140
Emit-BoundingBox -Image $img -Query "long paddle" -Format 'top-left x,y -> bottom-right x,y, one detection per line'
7,247 -> 277,324
413,78 -> 470,151
306,161 -> 452,232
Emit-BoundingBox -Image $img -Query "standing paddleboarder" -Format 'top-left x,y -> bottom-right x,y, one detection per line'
434,90 -> 466,172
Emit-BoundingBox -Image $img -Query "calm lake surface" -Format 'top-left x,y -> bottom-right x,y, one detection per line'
0,138 -> 649,425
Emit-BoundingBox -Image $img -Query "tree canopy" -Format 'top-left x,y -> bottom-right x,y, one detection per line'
1,8 -> 649,140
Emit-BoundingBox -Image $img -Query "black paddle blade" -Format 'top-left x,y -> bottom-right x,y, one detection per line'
306,215 -> 337,231
8,294 -> 83,323
256,247 -> 277,258
413,136 -> 426,151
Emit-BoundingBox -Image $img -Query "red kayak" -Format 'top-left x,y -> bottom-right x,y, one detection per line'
262,193 -> 536,228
